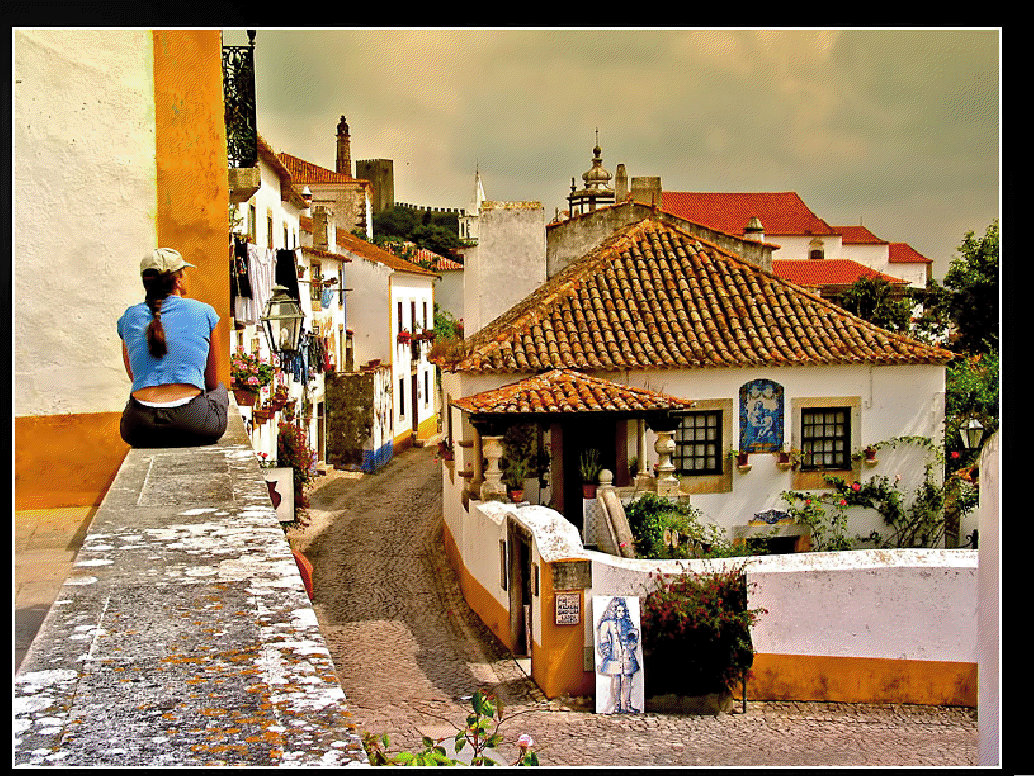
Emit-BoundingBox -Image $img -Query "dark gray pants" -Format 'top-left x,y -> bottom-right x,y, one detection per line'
120,383 -> 229,448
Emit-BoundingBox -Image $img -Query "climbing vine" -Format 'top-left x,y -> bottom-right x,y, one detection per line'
781,435 -> 978,550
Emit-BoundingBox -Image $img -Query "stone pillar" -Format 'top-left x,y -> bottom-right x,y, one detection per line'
654,429 -> 678,497
479,435 -> 507,502
635,420 -> 653,489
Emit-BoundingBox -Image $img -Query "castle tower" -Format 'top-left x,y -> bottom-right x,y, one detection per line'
336,115 -> 351,176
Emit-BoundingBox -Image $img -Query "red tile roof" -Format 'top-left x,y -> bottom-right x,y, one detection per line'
889,242 -> 932,264
772,259 -> 907,288
834,225 -> 888,245
277,152 -> 368,186
661,191 -> 838,237
443,218 -> 952,374
451,368 -> 698,416
335,231 -> 438,277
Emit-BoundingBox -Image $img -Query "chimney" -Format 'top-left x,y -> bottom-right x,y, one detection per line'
615,164 -> 628,202
744,216 -> 765,243
336,116 -> 351,176
630,176 -> 662,208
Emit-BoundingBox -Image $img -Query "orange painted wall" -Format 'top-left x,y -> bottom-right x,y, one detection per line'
749,653 -> 977,707
152,29 -> 231,386
15,414 -> 129,509
533,561 -> 594,699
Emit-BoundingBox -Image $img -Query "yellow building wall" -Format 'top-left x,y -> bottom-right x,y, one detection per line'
15,30 -> 229,510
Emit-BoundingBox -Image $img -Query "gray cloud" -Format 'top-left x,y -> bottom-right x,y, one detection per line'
235,28 -> 1000,278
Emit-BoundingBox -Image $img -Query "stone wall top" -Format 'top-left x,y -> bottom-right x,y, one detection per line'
14,406 -> 367,767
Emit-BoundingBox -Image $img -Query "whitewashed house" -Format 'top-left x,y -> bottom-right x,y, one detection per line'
436,205 -> 955,554
659,190 -> 933,291
335,231 -> 439,458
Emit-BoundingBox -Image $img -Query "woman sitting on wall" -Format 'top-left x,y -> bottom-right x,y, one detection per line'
117,248 -> 228,447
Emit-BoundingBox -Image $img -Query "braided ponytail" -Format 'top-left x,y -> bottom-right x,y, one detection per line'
142,268 -> 178,358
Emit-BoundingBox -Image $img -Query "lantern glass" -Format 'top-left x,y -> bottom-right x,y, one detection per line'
261,286 -> 304,354
960,418 -> 984,450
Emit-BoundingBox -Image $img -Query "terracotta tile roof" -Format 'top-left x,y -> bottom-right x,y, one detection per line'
661,191 -> 838,237
301,245 -> 351,264
392,243 -> 464,270
772,259 -> 907,288
277,152 -> 368,186
834,225 -> 889,245
889,242 -> 932,264
335,231 -> 438,277
445,218 -> 952,374
451,369 -> 698,416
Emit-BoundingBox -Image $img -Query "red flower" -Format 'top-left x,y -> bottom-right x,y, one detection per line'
951,451 -> 961,459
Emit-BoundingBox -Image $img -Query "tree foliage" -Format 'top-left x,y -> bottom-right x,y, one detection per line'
372,205 -> 463,260
835,276 -> 913,333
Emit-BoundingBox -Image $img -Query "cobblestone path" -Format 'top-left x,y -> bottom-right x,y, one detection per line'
287,445 -> 978,767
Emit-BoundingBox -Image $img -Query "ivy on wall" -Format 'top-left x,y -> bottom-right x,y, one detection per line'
325,372 -> 375,468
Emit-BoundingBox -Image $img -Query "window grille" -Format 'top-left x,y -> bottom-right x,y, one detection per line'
674,411 -> 722,475
801,407 -> 850,469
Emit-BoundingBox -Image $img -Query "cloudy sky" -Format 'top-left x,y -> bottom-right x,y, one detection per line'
226,28 -> 1000,280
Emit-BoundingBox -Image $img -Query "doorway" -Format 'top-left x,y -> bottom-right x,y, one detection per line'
562,418 -> 617,529
507,519 -> 534,658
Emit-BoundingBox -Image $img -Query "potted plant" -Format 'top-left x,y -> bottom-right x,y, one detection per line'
503,457 -> 530,502
863,445 -> 879,464
580,449 -> 601,499
729,449 -> 750,470
230,350 -> 274,405
397,329 -> 412,345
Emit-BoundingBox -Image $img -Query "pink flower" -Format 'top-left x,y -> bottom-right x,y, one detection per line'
951,451 -> 961,459
851,482 -> 861,491
516,734 -> 534,749
247,376 -> 259,385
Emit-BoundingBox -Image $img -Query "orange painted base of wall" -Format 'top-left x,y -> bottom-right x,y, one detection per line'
749,653 -> 977,707
15,413 -> 129,509
440,520 -> 513,652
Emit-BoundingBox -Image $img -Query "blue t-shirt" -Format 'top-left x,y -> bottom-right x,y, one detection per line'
117,296 -> 219,392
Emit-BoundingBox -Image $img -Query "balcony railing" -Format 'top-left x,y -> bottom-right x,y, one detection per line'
222,30 -> 258,169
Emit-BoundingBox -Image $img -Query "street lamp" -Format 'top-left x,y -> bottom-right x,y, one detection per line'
960,418 -> 985,451
261,285 -> 305,355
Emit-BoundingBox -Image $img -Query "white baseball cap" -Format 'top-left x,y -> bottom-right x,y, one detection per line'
141,248 -> 195,274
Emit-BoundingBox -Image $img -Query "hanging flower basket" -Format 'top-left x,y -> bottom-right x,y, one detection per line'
233,387 -> 258,406
397,330 -> 412,345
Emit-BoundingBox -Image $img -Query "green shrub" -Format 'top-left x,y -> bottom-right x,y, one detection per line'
624,493 -> 733,559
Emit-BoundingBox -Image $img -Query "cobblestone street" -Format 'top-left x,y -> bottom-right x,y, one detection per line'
287,444 -> 979,767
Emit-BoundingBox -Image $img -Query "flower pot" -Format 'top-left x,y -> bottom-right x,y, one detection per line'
233,388 -> 258,406
736,452 -> 749,467
509,489 -> 524,503
582,484 -> 597,499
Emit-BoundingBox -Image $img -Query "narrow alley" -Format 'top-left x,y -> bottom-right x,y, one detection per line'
287,445 -> 979,768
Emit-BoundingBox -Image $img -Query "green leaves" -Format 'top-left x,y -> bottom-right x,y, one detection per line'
360,690 -> 538,767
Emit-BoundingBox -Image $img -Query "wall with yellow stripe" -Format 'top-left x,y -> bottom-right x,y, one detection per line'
14,30 -> 229,509
443,497 -> 978,707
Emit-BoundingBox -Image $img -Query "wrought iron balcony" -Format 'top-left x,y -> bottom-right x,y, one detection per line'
222,30 -> 258,170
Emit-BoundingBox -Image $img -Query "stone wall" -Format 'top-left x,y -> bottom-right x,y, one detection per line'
14,406 -> 366,766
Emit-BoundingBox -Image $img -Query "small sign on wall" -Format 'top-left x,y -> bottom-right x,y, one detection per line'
554,592 -> 581,625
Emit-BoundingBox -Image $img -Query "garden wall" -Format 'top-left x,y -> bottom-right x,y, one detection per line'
445,499 -> 978,707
